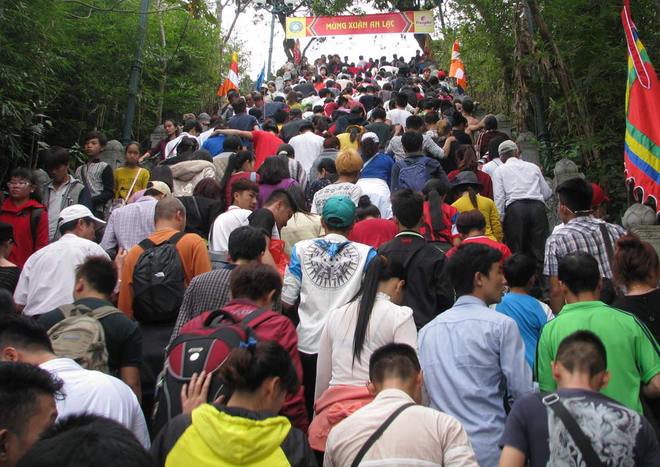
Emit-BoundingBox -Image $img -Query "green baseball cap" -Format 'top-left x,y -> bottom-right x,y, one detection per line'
322,195 -> 356,229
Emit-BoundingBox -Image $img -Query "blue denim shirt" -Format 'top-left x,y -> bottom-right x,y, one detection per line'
419,295 -> 535,467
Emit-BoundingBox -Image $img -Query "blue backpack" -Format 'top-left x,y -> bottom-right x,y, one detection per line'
397,158 -> 429,192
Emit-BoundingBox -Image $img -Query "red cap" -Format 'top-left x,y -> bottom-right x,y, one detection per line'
438,70 -> 446,78
591,183 -> 610,208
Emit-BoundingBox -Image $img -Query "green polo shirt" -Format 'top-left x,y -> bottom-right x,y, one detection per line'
535,301 -> 660,413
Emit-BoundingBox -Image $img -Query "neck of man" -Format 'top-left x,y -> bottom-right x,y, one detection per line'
21,350 -> 57,367
465,229 -> 485,239
467,290 -> 493,305
76,291 -> 109,302
52,174 -> 70,190
377,378 -> 417,401
565,290 -> 599,304
154,220 -> 180,232
557,372 -> 600,392
509,286 -> 529,295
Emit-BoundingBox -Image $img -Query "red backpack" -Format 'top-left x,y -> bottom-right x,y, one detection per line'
152,307 -> 272,433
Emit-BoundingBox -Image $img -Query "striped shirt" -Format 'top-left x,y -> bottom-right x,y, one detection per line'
543,216 -> 626,278
169,265 -> 234,345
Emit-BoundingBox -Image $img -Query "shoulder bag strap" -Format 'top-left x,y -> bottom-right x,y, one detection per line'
89,305 -> 123,320
29,207 -> 43,248
124,168 -> 143,202
167,231 -> 187,245
598,223 -> 614,268
541,393 -> 605,467
350,403 -> 415,467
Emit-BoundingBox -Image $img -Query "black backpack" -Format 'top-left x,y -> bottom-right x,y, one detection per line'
132,232 -> 186,324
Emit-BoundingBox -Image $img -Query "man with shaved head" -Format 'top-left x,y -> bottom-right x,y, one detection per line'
118,196 -> 211,420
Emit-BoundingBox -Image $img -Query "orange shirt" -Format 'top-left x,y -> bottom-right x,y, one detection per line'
118,228 -> 212,319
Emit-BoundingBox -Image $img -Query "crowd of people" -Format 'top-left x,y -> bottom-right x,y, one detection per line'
0,51 -> 658,467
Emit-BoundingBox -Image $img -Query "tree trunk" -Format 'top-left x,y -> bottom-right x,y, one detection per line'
156,0 -> 167,123
525,0 -> 598,165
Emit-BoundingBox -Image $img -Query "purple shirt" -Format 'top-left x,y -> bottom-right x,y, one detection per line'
258,178 -> 298,208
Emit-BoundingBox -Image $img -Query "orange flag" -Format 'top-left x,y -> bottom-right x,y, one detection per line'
449,40 -> 467,90
217,52 -> 240,97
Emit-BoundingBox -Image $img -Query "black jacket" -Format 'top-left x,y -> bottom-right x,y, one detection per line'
379,231 -> 455,329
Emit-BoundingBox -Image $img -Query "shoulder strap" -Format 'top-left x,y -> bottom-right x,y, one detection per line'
167,231 -> 186,245
58,303 -> 92,318
598,223 -> 614,268
30,208 -> 43,248
541,393 -> 605,467
350,403 -> 415,467
89,305 -> 123,320
240,307 -> 271,325
137,231 -> 185,251
124,168 -> 143,201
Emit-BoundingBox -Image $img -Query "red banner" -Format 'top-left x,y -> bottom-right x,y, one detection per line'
286,11 -> 434,39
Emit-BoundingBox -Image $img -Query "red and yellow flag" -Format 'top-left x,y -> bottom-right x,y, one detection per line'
449,40 -> 467,90
621,0 -> 660,211
217,52 -> 240,97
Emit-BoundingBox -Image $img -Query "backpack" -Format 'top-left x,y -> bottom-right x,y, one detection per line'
397,158 -> 429,192
132,231 -> 186,324
47,303 -> 122,374
151,307 -> 272,433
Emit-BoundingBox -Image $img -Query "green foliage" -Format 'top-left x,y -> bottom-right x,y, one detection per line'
0,0 -> 241,168
433,0 -> 659,215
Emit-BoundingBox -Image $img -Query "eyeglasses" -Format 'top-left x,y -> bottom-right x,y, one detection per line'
7,181 -> 29,187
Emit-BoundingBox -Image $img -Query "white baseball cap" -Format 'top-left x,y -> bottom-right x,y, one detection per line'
361,132 -> 379,143
58,205 -> 106,229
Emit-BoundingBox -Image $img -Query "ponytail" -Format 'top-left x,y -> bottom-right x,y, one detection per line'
219,340 -> 299,395
423,179 -> 449,238
349,126 -> 360,143
352,256 -> 405,365
467,186 -> 478,209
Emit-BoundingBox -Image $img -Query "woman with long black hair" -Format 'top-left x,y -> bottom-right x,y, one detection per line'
218,151 -> 259,211
308,255 -> 417,454
421,178 -> 459,248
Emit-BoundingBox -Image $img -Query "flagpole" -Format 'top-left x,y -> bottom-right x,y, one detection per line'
267,12 -> 276,80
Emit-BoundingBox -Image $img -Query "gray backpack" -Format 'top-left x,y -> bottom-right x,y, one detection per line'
47,304 -> 121,374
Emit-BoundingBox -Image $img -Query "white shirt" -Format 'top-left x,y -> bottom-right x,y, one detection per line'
492,157 -> 553,217
282,233 -> 375,354
40,358 -> 150,448
289,131 -> 324,174
315,293 -> 417,400
197,127 -> 215,147
356,178 -> 392,219
311,182 -> 362,215
324,388 -> 478,467
386,108 -> 412,129
481,158 -> 503,178
164,132 -> 200,159
208,205 -> 251,252
14,233 -> 110,316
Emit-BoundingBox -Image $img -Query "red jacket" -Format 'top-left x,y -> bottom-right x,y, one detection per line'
420,201 -> 459,244
446,235 -> 512,261
184,298 -> 309,433
0,198 -> 48,268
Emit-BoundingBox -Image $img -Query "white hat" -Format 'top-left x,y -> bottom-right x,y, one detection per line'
498,140 -> 518,156
361,132 -> 379,143
58,205 -> 106,229
147,181 -> 172,196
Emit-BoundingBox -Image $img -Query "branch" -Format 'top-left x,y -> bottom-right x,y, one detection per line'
60,0 -> 186,15
222,0 -> 249,43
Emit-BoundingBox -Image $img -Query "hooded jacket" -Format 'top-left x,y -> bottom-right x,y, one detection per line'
170,160 -> 216,197
0,198 -> 49,268
151,404 -> 317,467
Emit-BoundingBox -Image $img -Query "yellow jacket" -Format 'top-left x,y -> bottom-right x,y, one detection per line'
452,193 -> 503,241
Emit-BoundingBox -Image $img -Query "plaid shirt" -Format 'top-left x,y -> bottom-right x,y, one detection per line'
543,216 -> 626,278
169,265 -> 234,345
100,196 -> 156,251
